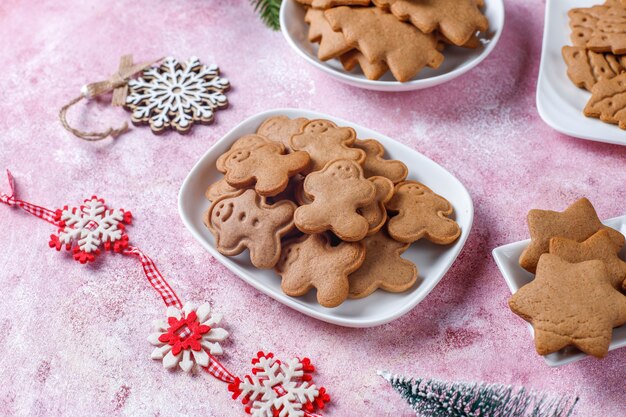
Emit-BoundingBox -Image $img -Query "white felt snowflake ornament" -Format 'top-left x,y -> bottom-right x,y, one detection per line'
49,196 -> 132,264
125,56 -> 230,134
229,352 -> 330,417
148,302 -> 228,373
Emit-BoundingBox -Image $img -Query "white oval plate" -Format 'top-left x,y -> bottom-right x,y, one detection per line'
279,0 -> 505,92
178,108 -> 474,327
537,0 -> 626,146
492,215 -> 626,367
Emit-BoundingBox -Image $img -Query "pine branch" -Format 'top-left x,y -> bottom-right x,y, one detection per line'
250,0 -> 282,31
378,371 -> 579,417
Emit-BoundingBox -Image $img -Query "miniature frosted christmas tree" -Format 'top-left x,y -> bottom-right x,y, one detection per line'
379,371 -> 578,417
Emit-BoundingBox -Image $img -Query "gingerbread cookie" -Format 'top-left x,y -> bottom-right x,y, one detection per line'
584,72 -> 626,129
305,8 -> 355,61
222,140 -> 311,197
550,230 -> 626,290
518,198 -> 625,273
290,120 -> 365,172
562,46 -> 626,91
509,254 -> 626,358
294,159 -> 376,241
348,229 -> 418,299
205,190 -> 296,269
386,181 -> 460,245
359,176 -> 394,235
296,0 -> 370,9
340,50 -> 390,80
256,116 -> 308,152
216,134 -> 282,173
205,177 -> 241,202
569,5 -> 626,54
353,139 -> 408,183
324,7 -> 444,82
372,0 -> 489,46
276,233 -> 365,308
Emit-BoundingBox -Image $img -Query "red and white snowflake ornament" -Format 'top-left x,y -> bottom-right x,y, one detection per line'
228,352 -> 330,417
48,196 -> 132,263
148,302 -> 228,373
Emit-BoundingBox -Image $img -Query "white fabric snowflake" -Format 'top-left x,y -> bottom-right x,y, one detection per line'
148,302 -> 228,373
50,196 -> 131,263
230,352 -> 330,417
126,56 -> 229,134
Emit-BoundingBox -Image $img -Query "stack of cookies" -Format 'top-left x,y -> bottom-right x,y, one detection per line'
298,0 -> 490,82
562,0 -> 626,129
203,115 -> 461,308
509,198 -> 626,359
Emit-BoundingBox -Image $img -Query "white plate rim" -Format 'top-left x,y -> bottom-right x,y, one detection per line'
492,214 -> 626,366
279,0 -> 505,92
178,108 -> 475,327
536,0 -> 626,146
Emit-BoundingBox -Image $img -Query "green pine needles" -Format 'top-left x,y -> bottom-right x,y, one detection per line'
250,0 -> 282,30
378,371 -> 578,417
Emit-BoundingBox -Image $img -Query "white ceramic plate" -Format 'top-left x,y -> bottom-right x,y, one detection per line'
537,0 -> 626,146
179,109 -> 474,327
280,0 -> 505,92
492,215 -> 626,367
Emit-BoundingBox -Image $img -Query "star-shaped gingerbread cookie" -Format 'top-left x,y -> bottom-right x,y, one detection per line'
205,189 -> 296,269
509,254 -> 626,358
348,228 -> 418,299
276,233 -> 365,308
290,119 -> 365,173
385,181 -> 460,244
519,198 -> 624,273
550,230 -> 626,290
222,139 -> 311,197
294,159 -> 376,241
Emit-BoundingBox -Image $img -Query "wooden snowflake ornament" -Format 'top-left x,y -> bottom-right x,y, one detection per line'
125,56 -> 230,134
49,196 -> 132,263
148,302 -> 229,373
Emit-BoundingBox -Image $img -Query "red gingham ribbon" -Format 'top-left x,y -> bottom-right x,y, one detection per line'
204,352 -> 237,383
0,170 -> 60,226
123,245 -> 183,309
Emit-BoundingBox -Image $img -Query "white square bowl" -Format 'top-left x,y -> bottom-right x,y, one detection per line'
178,108 -> 474,327
492,215 -> 626,367
280,0 -> 505,92
536,0 -> 626,146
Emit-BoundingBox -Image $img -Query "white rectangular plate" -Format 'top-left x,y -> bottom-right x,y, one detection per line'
537,0 -> 626,146
492,215 -> 626,366
178,109 -> 474,328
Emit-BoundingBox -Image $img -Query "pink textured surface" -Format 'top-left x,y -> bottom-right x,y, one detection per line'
0,0 -> 624,416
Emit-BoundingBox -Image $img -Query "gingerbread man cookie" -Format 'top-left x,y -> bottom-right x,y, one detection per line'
550,229 -> 626,290
222,139 -> 311,197
353,139 -> 408,184
216,134 -> 282,173
205,190 -> 296,269
294,159 -> 376,241
205,177 -> 241,202
275,233 -> 365,308
386,181 -> 460,245
518,198 -> 624,273
256,116 -> 309,152
348,229 -> 418,299
509,254 -> 626,358
359,176 -> 394,236
290,120 -> 365,172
